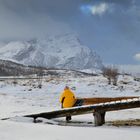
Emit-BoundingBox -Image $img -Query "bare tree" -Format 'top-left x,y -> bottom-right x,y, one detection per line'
36,67 -> 44,88
102,66 -> 119,86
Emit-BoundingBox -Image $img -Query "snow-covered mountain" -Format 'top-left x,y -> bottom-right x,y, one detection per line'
0,34 -> 103,70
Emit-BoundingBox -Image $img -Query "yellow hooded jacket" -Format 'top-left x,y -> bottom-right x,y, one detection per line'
59,88 -> 76,108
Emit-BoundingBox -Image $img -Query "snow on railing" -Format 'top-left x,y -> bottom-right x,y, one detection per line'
96,97 -> 140,107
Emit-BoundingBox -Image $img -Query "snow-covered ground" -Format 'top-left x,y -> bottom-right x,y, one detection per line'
0,74 -> 140,140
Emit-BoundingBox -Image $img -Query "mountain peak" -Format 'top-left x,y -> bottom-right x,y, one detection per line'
0,34 -> 103,70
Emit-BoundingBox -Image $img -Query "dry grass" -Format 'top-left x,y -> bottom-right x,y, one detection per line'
107,119 -> 140,127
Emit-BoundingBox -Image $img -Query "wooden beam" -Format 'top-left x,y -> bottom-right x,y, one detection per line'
93,112 -> 106,126
25,99 -> 140,122
80,96 -> 139,105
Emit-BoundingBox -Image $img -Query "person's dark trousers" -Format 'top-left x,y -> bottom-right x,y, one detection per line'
66,116 -> 71,122
65,99 -> 84,122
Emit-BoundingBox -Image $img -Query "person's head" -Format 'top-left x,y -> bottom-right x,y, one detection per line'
64,86 -> 69,90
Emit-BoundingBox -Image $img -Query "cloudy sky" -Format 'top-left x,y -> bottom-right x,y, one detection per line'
0,0 -> 140,65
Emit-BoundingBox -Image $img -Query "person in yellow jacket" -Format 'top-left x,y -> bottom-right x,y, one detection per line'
59,86 -> 76,108
59,86 -> 76,121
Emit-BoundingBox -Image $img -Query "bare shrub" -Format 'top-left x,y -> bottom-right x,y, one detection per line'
102,66 -> 119,86
36,67 -> 44,89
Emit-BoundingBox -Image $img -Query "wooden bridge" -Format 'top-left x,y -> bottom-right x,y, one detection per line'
25,97 -> 140,126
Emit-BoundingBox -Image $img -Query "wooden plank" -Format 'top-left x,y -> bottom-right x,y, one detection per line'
94,100 -> 140,112
25,99 -> 140,120
79,96 -> 139,105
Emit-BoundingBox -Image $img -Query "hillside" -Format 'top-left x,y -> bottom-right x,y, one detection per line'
0,59 -> 96,77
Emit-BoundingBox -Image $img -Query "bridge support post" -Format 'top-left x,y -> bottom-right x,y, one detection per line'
93,111 -> 106,126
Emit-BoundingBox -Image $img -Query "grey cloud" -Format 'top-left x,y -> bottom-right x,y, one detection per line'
88,0 -> 136,6
0,0 -> 139,41
87,0 -> 140,45
0,0 -> 83,41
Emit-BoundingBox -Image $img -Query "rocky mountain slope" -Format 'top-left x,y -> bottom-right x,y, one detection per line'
0,34 -> 103,70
